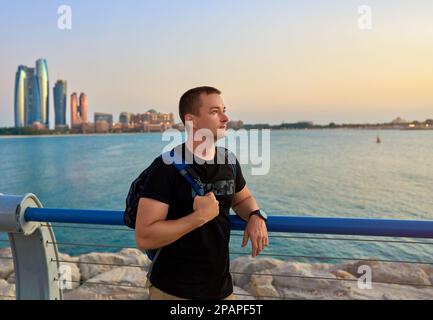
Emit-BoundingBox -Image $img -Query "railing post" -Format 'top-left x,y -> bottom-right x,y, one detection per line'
0,193 -> 62,300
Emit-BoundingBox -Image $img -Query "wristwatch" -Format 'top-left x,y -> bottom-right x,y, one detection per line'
249,210 -> 267,222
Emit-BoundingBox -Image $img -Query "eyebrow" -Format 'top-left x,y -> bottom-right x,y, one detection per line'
210,106 -> 226,111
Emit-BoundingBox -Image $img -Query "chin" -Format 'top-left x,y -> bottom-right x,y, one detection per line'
216,128 -> 227,140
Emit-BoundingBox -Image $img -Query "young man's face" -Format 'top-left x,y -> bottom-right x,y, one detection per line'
190,93 -> 229,140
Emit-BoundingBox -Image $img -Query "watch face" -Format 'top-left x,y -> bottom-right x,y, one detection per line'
260,210 -> 268,220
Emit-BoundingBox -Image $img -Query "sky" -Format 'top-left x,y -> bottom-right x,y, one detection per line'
1,0 -> 433,128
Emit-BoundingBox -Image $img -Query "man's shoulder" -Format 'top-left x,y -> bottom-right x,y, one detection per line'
148,155 -> 178,175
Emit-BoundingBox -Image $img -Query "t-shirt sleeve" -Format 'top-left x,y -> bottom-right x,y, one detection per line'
138,158 -> 175,205
234,158 -> 246,193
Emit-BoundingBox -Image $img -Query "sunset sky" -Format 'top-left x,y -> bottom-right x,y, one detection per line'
1,0 -> 433,127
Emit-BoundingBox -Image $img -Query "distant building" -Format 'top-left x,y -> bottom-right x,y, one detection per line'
71,93 -> 79,126
94,112 -> 113,127
71,92 -> 88,127
119,112 -> 134,127
35,59 -> 50,128
227,120 -> 244,130
391,117 -> 408,124
14,65 -> 28,127
79,93 -> 88,123
95,120 -> 110,134
128,109 -> 175,131
14,58 -> 50,128
53,80 -> 67,130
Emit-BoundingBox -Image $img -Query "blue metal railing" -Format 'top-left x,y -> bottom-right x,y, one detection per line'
25,207 -> 433,238
3,202 -> 433,300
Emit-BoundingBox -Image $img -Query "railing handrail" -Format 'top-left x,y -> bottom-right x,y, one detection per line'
3,193 -> 433,300
25,207 -> 433,239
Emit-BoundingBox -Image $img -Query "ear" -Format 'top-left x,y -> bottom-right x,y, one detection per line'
185,114 -> 195,124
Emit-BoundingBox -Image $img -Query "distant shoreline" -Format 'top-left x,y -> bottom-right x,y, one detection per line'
1,127 -> 432,138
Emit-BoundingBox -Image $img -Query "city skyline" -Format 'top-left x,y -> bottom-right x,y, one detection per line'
1,1 -> 433,128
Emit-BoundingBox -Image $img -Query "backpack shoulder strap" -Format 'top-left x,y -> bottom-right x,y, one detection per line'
160,148 -> 205,196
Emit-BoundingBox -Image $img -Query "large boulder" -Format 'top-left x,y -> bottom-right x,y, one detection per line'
230,256 -> 285,288
0,248 -> 14,280
57,252 -> 81,290
77,250 -> 149,282
333,260 -> 432,287
0,279 -> 15,300
233,286 -> 256,300
245,269 -> 279,300
118,248 -> 151,270
64,266 -> 148,300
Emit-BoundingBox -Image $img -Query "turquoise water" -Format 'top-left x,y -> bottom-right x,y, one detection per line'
1,130 -> 433,263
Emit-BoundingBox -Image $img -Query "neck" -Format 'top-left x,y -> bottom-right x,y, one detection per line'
186,136 -> 216,161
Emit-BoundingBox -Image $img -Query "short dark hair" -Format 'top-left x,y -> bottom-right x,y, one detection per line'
179,86 -> 221,124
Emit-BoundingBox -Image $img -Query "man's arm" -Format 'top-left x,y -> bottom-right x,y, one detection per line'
136,192 -> 219,250
232,186 -> 269,257
232,185 -> 260,221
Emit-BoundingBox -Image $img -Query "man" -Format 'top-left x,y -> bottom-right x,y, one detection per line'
135,86 -> 269,300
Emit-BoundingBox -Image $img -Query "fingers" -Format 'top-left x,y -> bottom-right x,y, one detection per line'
251,229 -> 269,257
243,223 -> 269,257
252,232 -> 260,257
242,230 -> 249,247
206,192 -> 216,199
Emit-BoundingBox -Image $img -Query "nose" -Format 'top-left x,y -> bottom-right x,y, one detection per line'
221,112 -> 229,123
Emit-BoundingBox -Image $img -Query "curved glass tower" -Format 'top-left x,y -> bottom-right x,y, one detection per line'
14,66 -> 27,127
53,80 -> 67,128
36,58 -> 50,127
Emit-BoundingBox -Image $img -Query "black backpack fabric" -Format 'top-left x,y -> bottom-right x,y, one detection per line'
123,159 -> 161,229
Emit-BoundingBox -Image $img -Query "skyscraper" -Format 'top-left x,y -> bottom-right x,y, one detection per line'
71,93 -> 78,126
53,80 -> 67,130
14,66 -> 27,127
35,59 -> 50,127
14,59 -> 50,128
71,92 -> 88,127
79,93 -> 88,123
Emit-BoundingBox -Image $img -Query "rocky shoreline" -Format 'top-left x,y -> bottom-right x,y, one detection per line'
1,247 -> 433,300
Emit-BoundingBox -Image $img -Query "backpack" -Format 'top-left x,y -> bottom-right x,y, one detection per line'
124,147 -> 237,260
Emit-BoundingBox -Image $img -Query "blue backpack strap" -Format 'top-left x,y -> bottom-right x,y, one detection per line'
161,149 -> 205,196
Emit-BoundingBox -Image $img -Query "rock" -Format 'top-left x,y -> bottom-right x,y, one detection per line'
56,253 -> 81,290
7,273 -> 15,284
233,286 -> 256,300
420,265 -> 433,285
331,269 -> 357,280
0,279 -> 15,300
118,248 -> 151,270
272,261 -> 335,290
58,252 -> 79,263
245,269 -> 280,300
230,256 -> 285,288
0,248 -> 14,279
335,261 -> 431,286
77,252 -> 147,282
64,267 -> 148,300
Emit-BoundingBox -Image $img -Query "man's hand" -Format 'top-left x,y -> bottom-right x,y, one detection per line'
242,215 -> 269,257
193,192 -> 219,224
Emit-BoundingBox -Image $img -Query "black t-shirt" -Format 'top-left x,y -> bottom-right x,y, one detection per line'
139,143 -> 246,299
